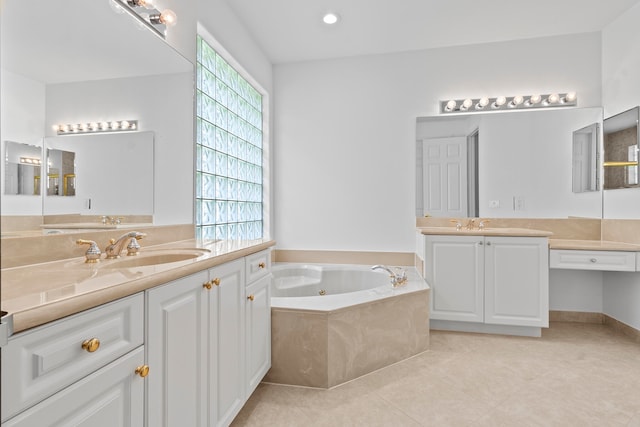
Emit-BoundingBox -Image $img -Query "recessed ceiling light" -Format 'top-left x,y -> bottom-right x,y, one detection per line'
322,12 -> 340,25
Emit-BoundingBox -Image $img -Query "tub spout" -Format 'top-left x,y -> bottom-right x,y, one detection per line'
371,265 -> 407,287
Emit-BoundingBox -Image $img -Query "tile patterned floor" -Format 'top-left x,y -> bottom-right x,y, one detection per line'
232,322 -> 640,426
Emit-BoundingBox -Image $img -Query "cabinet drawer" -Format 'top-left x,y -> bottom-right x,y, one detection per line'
2,347 -> 145,427
245,249 -> 271,284
550,250 -> 637,272
1,293 -> 144,422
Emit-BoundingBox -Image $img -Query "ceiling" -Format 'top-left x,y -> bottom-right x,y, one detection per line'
224,0 -> 640,64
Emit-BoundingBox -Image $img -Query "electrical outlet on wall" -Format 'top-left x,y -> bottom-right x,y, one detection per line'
488,200 -> 500,208
513,196 -> 525,211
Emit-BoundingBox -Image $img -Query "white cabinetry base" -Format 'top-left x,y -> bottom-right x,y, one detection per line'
430,319 -> 542,337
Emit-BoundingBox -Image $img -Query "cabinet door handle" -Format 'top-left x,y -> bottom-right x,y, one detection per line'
478,241 -> 484,246
258,262 -> 266,269
486,241 -> 492,246
203,281 -> 212,290
212,278 -> 221,286
590,258 -> 597,263
81,338 -> 100,353
247,294 -> 255,301
135,365 -> 150,378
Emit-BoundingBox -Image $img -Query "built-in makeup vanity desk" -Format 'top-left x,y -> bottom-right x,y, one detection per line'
417,227 -> 552,337
549,239 -> 640,272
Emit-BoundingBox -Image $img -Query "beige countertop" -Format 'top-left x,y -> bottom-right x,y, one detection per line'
1,239 -> 275,333
418,226 -> 553,237
549,239 -> 640,252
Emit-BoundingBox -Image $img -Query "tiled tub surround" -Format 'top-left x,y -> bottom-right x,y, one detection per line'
265,264 -> 429,389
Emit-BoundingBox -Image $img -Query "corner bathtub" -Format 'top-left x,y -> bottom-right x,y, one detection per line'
265,263 -> 430,389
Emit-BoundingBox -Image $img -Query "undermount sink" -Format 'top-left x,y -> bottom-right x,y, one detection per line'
101,249 -> 211,269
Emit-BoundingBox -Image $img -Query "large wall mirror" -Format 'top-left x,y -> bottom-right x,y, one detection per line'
1,0 -> 193,232
603,106 -> 639,190
42,132 -> 154,216
602,106 -> 640,219
416,107 -> 604,219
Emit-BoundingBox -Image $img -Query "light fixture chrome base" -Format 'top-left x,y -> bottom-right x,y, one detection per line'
112,0 -> 167,38
440,93 -> 577,114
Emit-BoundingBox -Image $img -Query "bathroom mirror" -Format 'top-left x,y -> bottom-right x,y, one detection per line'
1,0 -> 193,229
3,141 -> 43,196
572,123 -> 600,193
416,107 -> 604,219
603,106 -> 639,190
42,132 -> 154,216
46,149 -> 76,197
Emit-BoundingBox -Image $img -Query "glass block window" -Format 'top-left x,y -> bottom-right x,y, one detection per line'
196,35 -> 263,241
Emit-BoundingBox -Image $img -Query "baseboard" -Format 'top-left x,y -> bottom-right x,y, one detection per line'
604,315 -> 640,344
549,310 -> 604,324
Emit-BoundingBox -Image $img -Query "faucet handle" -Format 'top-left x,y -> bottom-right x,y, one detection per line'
76,239 -> 102,263
449,219 -> 463,230
478,219 -> 490,230
127,238 -> 141,256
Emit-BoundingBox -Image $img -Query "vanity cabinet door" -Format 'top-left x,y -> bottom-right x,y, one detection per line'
145,271 -> 209,427
209,259 -> 246,427
2,347 -> 145,427
484,237 -> 549,327
245,274 -> 271,398
425,235 -> 484,322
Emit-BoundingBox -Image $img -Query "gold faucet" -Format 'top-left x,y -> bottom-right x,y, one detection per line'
465,218 -> 476,230
105,231 -> 146,259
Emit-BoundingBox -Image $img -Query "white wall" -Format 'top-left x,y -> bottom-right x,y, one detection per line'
45,73 -> 194,225
601,3 -> 640,220
0,71 -> 46,215
603,272 -> 640,330
273,32 -> 602,251
601,3 -> 640,330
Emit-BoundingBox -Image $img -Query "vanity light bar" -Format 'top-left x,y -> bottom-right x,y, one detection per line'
53,120 -> 138,136
20,157 -> 42,165
440,92 -> 577,114
111,0 -> 177,38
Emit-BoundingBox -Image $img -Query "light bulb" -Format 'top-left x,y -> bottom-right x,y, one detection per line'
477,97 -> 489,109
527,95 -> 542,106
493,96 -> 507,108
461,99 -> 473,110
81,123 -> 89,131
323,12 -> 339,24
159,9 -> 177,26
90,122 -> 99,131
445,100 -> 457,111
111,121 -> 120,129
511,95 -> 524,106
564,92 -> 577,103
52,124 -> 60,132
100,122 -> 109,130
121,120 -> 130,129
547,93 -> 560,104
61,124 -> 70,132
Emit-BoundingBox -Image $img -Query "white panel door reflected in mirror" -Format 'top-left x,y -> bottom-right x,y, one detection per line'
572,123 -> 600,193
603,106 -> 639,190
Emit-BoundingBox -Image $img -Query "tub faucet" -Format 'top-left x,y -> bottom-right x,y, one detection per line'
105,231 -> 146,259
371,265 -> 408,287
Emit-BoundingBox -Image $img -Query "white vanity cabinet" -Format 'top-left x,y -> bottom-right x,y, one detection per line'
209,258 -> 246,427
145,270 -> 210,427
145,249 -> 272,427
424,235 -> 549,334
244,251 -> 272,397
1,294 -> 145,426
